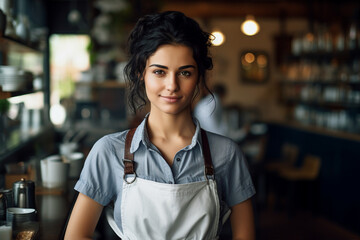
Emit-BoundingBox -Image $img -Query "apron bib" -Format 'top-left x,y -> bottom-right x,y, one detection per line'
114,128 -> 223,240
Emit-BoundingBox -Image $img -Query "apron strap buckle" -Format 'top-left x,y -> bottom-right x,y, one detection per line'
123,158 -> 137,184
204,165 -> 215,181
123,172 -> 137,184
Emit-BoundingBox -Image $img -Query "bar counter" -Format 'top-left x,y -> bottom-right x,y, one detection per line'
33,177 -> 119,239
262,120 -> 360,235
34,180 -> 77,239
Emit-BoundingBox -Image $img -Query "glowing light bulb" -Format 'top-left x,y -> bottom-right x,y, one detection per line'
211,31 -> 225,46
241,15 -> 260,36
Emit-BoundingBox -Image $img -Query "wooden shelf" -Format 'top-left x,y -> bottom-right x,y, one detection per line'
0,36 -> 41,53
279,79 -> 360,111
1,36 -> 44,100
282,99 -> 360,109
286,49 -> 360,62
280,80 -> 360,86
0,90 -> 11,99
0,87 -> 43,100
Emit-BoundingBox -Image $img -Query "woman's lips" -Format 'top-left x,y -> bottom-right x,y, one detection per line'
161,96 -> 182,103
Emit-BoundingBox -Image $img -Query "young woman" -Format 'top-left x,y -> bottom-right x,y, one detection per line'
65,11 -> 255,240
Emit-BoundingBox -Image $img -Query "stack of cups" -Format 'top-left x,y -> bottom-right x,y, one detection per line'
40,155 -> 70,188
59,142 -> 84,179
40,142 -> 84,188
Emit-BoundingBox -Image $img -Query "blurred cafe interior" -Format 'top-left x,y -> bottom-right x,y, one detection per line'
1,0 -> 360,239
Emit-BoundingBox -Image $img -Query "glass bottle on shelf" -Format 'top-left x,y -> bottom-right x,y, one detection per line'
347,21 -> 357,51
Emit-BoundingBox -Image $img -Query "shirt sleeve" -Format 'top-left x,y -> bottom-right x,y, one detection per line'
74,136 -> 117,206
221,139 -> 256,207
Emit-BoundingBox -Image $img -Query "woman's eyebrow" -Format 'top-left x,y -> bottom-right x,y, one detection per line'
179,65 -> 196,70
149,64 -> 168,69
148,64 -> 196,70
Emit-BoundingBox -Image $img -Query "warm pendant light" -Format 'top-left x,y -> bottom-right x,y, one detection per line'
241,15 -> 260,36
211,30 -> 225,46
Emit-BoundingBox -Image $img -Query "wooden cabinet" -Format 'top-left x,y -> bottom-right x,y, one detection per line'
280,80 -> 360,132
279,29 -> 360,134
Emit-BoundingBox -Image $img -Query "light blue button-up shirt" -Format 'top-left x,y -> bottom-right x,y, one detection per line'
75,114 -> 256,231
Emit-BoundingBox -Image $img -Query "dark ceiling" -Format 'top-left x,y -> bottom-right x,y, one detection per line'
46,0 -> 360,34
161,0 -> 360,20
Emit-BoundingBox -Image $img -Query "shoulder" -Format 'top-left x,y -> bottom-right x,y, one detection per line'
81,129 -> 132,178
202,130 -> 244,168
204,130 -> 239,154
95,129 -> 128,146
204,130 -> 232,141
88,129 -> 130,159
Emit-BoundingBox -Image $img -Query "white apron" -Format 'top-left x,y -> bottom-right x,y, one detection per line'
107,128 -> 226,240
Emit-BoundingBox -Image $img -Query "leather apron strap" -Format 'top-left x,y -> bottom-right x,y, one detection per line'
123,128 -> 214,178
123,128 -> 136,175
201,129 -> 214,176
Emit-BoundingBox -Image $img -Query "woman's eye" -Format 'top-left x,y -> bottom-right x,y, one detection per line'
154,70 -> 165,75
179,71 -> 191,77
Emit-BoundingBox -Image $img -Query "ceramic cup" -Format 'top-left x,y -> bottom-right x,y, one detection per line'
6,208 -> 36,224
6,207 -> 36,238
40,155 -> 69,188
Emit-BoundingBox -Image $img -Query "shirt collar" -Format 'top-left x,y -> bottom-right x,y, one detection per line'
130,113 -> 202,153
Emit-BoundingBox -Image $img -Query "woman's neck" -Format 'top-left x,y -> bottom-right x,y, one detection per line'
147,110 -> 195,140
146,109 -> 196,165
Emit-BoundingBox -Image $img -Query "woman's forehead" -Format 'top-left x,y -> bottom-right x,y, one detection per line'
146,44 -> 196,66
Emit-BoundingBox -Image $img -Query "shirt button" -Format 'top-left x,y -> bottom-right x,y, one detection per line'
176,158 -> 181,162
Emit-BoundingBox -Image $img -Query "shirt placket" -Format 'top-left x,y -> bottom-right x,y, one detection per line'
148,146 -> 176,184
171,151 -> 184,183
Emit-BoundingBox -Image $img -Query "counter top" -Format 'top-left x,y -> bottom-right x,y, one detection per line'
34,180 -> 77,240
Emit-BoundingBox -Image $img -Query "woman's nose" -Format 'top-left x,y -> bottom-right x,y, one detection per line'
166,74 -> 179,92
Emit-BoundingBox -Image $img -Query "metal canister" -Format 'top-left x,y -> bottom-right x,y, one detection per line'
13,178 -> 36,209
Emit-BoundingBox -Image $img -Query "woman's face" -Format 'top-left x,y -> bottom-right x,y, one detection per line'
143,44 -> 198,116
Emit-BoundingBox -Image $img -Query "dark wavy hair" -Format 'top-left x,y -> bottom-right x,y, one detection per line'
124,11 -> 213,113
